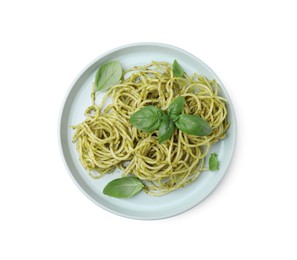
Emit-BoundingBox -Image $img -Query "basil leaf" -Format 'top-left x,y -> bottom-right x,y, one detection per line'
95,60 -> 122,91
158,115 -> 175,144
209,153 -> 219,171
130,106 -> 163,133
103,177 -> 144,198
175,114 -> 212,136
173,59 -> 184,77
168,96 -> 185,122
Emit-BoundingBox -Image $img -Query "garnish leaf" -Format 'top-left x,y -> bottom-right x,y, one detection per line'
168,96 -> 185,122
173,60 -> 184,77
130,106 -> 164,133
158,115 -> 175,144
175,114 -> 212,136
209,153 -> 219,171
95,61 -> 122,91
103,177 -> 144,198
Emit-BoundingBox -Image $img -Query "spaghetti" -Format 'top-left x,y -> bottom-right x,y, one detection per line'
72,61 -> 229,195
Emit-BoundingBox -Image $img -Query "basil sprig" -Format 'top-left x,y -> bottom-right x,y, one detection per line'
103,177 -> 144,198
209,153 -> 219,171
173,59 -> 184,77
130,96 -> 212,144
95,60 -> 122,92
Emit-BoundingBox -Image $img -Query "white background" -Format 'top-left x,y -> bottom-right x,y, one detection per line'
1,0 -> 296,259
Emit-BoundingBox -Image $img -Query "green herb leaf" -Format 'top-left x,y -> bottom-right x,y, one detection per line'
168,96 -> 185,122
173,60 -> 184,77
175,114 -> 212,136
130,106 -> 164,133
209,153 -> 219,171
95,60 -> 122,91
158,115 -> 175,144
103,177 -> 144,198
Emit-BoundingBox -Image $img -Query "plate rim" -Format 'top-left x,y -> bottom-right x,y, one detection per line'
58,42 -> 237,220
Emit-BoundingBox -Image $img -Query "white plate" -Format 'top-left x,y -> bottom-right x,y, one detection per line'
59,43 -> 237,220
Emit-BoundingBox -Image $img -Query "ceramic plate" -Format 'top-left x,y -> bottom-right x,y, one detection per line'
59,43 -> 236,220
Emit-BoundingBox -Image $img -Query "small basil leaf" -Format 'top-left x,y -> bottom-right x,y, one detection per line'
209,153 -> 219,171
95,61 -> 122,91
175,114 -> 212,136
130,106 -> 163,133
158,115 -> 175,144
168,96 -> 185,121
173,60 -> 184,77
103,177 -> 144,198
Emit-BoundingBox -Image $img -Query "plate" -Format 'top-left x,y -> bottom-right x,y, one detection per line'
59,43 -> 236,219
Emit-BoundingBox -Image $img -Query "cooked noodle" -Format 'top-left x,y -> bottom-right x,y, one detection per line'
72,61 -> 229,195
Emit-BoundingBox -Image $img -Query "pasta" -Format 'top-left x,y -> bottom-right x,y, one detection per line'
72,61 -> 230,195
